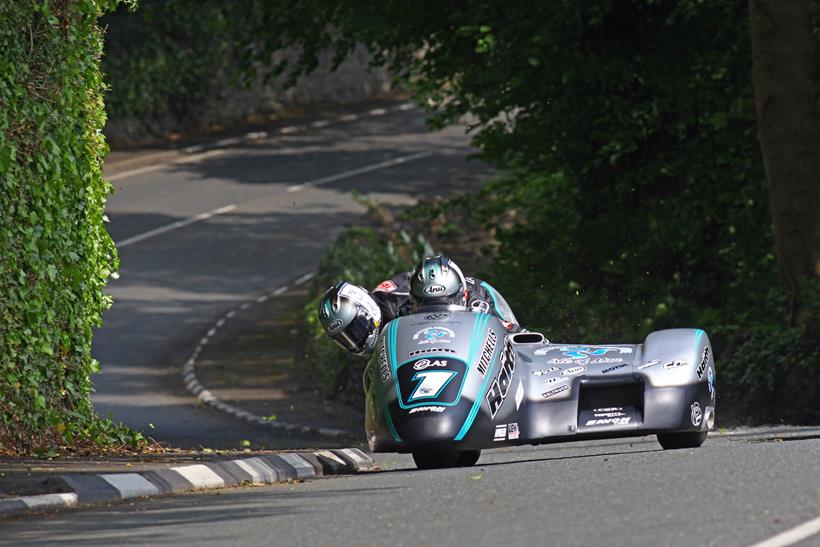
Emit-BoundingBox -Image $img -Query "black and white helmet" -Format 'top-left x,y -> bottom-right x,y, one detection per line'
318,282 -> 382,355
409,255 -> 468,309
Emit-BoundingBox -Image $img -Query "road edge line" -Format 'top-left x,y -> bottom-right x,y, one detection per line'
180,272 -> 356,439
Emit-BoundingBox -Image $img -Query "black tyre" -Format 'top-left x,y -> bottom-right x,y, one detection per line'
657,431 -> 708,450
412,450 -> 460,469
456,450 -> 481,467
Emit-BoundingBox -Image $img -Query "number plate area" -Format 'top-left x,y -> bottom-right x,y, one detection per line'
396,357 -> 468,409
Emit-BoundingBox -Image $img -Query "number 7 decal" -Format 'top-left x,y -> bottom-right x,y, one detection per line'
409,370 -> 457,401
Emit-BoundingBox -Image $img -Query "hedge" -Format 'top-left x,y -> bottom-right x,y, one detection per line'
0,0 -> 142,455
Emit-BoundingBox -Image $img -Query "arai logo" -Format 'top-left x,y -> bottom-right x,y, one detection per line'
423,284 -> 446,295
328,319 -> 343,332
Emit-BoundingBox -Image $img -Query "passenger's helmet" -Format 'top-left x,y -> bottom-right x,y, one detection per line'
409,255 -> 468,309
318,282 -> 382,355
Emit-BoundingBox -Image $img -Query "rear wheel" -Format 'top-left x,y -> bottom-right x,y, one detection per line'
456,450 -> 481,467
657,431 -> 708,450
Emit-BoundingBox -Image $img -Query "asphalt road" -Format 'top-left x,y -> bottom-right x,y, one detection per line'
5,429 -> 820,546
91,101 -> 494,448
5,102 -> 818,546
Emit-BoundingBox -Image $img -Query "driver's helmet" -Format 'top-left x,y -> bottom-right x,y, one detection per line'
409,255 -> 468,309
318,281 -> 382,355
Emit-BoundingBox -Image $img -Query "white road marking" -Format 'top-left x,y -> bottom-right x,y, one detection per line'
340,448 -> 367,464
21,492 -> 77,509
749,514 -> 820,547
279,125 -> 302,134
279,453 -> 316,479
339,114 -> 358,122
107,149 -> 225,182
245,131 -> 268,139
311,120 -> 330,128
233,459 -> 264,484
294,272 -> 315,285
99,473 -> 160,499
116,204 -> 236,248
315,450 -> 347,466
398,102 -> 415,111
171,464 -> 225,489
369,108 -> 387,116
287,151 -> 432,192
214,137 -> 240,147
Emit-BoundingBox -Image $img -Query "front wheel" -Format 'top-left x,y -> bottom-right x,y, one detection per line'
456,450 -> 481,467
412,450 -> 459,469
657,431 -> 708,450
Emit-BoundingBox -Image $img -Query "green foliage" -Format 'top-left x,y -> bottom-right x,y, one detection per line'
303,226 -> 431,396
248,0 -> 819,423
101,0 -> 239,121
0,0 -> 143,454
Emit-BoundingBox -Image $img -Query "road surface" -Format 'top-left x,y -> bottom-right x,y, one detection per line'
4,103 -> 818,547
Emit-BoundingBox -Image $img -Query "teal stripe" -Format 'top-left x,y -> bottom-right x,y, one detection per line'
383,319 -> 402,443
480,282 -> 507,321
454,314 -> 495,441
694,328 -> 704,347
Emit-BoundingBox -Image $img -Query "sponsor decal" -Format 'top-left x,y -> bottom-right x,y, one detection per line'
413,358 -> 448,371
586,417 -> 631,426
696,346 -> 710,380
465,276 -> 475,284
423,284 -> 446,296
515,379 -> 524,410
409,370 -> 457,401
590,357 -> 623,365
542,384 -> 570,399
494,424 -> 507,441
508,422 -> 520,440
408,405 -> 446,414
477,330 -> 497,377
374,279 -> 398,292
413,326 -> 456,345
409,347 -> 456,357
378,344 -> 391,382
638,359 -> 661,370
601,363 -> 628,374
664,360 -> 688,369
707,367 -> 715,400
544,376 -> 569,386
555,346 -> 634,359
542,354 -> 626,366
691,401 -> 703,427
591,407 -> 626,418
561,366 -> 586,376
424,313 -> 450,321
486,339 -> 517,418
532,367 -> 560,376
328,319 -> 343,332
398,357 -> 467,408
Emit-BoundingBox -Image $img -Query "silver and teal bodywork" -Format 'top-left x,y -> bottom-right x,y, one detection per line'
363,309 -> 716,453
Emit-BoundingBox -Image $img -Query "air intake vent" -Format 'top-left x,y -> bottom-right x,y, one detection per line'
511,332 -> 545,344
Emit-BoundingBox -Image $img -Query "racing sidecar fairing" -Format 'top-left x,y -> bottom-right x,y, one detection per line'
363,309 -> 716,468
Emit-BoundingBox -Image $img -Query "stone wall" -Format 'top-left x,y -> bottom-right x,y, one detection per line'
104,45 -> 395,147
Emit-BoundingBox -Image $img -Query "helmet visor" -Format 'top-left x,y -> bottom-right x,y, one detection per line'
330,313 -> 373,354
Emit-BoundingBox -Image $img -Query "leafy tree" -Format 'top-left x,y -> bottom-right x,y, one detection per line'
749,0 -> 820,335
